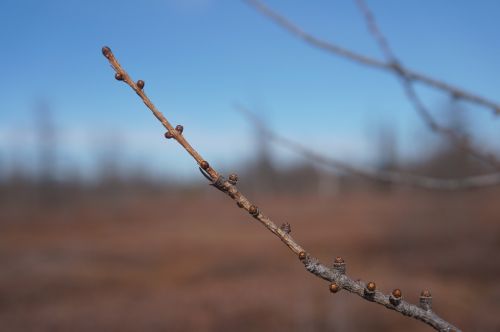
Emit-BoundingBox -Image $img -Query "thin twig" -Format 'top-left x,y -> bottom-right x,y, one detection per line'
353,0 -> 500,169
244,0 -> 500,116
245,0 -> 500,169
237,105 -> 500,190
102,46 -> 461,332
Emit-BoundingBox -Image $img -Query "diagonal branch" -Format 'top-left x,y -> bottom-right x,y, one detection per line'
102,46 -> 461,332
353,0 -> 500,170
237,105 -> 500,190
244,0 -> 500,115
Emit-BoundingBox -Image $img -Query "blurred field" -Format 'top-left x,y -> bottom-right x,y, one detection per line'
1,188 -> 499,331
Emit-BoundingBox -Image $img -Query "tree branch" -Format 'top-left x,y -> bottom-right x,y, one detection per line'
102,46 -> 461,332
236,104 -> 500,190
244,0 -> 500,115
245,0 -> 500,169
353,0 -> 500,169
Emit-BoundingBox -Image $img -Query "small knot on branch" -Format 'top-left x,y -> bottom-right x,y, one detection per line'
211,175 -> 227,191
228,173 -> 238,185
364,281 -> 376,298
175,125 -> 184,134
136,80 -> 145,90
198,167 -> 228,193
114,73 -> 124,81
298,251 -> 307,260
279,222 -> 291,234
390,289 -> 402,306
329,282 -> 340,294
333,256 -> 346,274
419,290 -> 432,311
101,46 -> 112,58
248,205 -> 259,216
236,201 -> 244,208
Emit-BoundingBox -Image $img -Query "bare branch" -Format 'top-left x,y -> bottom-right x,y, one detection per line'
353,0 -> 500,169
353,0 -> 395,61
244,0 -> 500,115
236,105 -> 500,190
101,46 -> 461,332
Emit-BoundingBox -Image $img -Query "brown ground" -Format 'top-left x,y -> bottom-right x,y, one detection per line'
1,188 -> 499,331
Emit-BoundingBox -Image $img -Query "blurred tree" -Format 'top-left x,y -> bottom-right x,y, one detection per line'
35,101 -> 57,183
34,100 -> 59,204
415,103 -> 485,178
373,124 -> 398,191
92,130 -> 126,189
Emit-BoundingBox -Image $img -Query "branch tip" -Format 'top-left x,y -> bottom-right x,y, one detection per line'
101,46 -> 111,58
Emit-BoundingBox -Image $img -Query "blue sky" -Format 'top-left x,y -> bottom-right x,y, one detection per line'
0,0 -> 499,180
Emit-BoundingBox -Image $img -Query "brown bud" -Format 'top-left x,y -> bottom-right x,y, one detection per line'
279,222 -> 291,234
249,205 -> 259,216
366,282 -> 376,292
175,125 -> 184,134
236,201 -> 244,208
392,289 -> 402,299
136,80 -> 145,89
419,290 -> 432,311
329,283 -> 340,293
164,131 -> 174,139
200,160 -> 209,170
298,251 -> 307,260
333,256 -> 346,274
228,173 -> 238,185
115,72 -> 124,81
102,46 -> 111,58
390,288 -> 402,306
